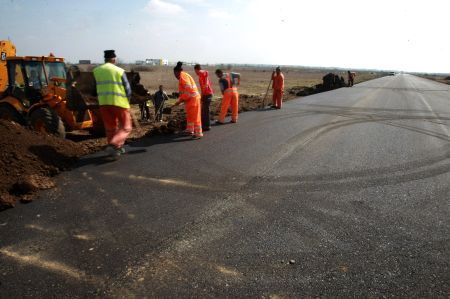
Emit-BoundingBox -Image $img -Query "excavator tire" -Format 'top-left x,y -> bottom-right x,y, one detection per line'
30,107 -> 66,138
0,103 -> 25,125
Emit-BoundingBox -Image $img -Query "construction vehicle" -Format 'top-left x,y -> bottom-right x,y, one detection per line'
0,40 -> 150,138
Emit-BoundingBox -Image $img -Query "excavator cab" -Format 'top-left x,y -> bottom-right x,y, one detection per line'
6,57 -> 67,107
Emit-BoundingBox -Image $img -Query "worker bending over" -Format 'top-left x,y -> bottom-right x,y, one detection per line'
271,66 -> 284,109
93,50 -> 132,159
171,62 -> 203,139
215,69 -> 240,124
194,64 -> 214,131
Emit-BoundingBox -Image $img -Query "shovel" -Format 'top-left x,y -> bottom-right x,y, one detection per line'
262,76 -> 273,108
155,98 -> 169,120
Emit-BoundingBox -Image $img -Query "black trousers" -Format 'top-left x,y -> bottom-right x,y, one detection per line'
201,94 -> 212,130
154,99 -> 165,121
139,104 -> 150,120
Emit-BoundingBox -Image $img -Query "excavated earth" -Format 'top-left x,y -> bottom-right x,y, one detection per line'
0,90 -> 305,210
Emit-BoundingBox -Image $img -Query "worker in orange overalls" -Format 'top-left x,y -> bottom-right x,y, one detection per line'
271,66 -> 284,109
171,62 -> 203,139
215,69 -> 240,124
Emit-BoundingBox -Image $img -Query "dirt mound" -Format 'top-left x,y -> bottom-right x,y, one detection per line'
286,73 -> 347,98
0,120 -> 87,209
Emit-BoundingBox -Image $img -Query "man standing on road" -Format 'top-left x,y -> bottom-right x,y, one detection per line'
194,64 -> 214,131
93,50 -> 132,159
348,71 -> 355,87
271,66 -> 284,109
215,69 -> 240,124
153,85 -> 169,122
170,62 -> 203,139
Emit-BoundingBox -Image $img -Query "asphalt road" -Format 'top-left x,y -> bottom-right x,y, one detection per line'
1,74 -> 449,298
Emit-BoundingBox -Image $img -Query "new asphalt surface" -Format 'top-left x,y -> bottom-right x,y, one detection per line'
0,74 -> 449,297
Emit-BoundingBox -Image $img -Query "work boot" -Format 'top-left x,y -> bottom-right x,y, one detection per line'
105,145 -> 121,160
180,131 -> 194,137
215,120 -> 225,125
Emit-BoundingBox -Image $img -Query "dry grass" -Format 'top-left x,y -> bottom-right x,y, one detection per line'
419,74 -> 450,85
77,64 -> 383,98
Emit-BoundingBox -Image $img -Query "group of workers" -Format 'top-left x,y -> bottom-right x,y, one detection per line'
93,50 -> 285,159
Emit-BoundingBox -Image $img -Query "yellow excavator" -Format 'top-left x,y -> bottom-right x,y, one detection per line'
0,40 -> 149,137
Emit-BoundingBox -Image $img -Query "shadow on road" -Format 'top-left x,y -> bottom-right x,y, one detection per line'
75,148 -> 148,168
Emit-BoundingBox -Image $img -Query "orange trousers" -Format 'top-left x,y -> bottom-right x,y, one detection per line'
272,89 -> 283,109
99,105 -> 132,148
185,96 -> 203,137
219,90 -> 239,122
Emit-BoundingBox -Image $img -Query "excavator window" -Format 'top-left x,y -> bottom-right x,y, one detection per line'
7,61 -> 27,105
45,61 -> 66,87
24,62 -> 47,90
9,62 -> 25,89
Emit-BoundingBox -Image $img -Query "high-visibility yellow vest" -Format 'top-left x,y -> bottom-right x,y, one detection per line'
93,63 -> 130,109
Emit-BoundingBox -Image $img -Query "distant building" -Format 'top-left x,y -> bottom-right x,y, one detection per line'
145,58 -> 169,66
135,60 -> 145,65
78,60 -> 91,64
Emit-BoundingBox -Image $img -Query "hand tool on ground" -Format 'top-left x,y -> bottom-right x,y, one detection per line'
262,74 -> 273,108
155,97 -> 168,120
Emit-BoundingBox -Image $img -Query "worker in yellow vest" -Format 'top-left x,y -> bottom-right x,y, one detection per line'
93,50 -> 132,159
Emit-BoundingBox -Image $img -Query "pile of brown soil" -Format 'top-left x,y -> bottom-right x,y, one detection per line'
0,120 -> 88,209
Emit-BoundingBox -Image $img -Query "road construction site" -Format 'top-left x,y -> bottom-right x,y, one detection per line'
1,74 -> 449,297
0,59 -> 383,209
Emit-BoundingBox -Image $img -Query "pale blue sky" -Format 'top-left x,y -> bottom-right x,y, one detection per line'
1,0 -> 449,73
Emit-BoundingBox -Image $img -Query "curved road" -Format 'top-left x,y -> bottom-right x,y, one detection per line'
1,74 -> 449,297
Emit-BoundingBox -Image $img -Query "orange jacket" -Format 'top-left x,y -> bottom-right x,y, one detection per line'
179,71 -> 200,101
272,73 -> 284,91
197,70 -> 214,96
